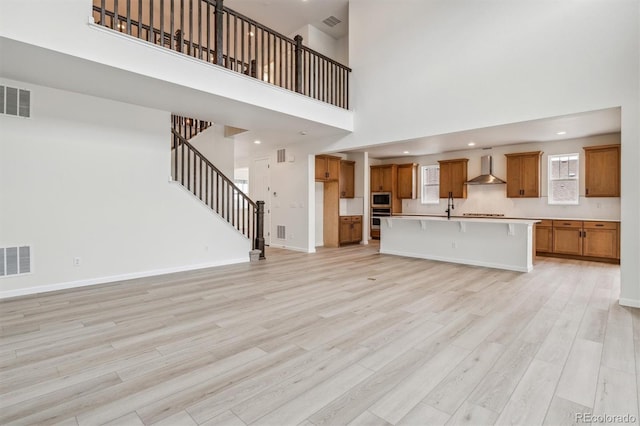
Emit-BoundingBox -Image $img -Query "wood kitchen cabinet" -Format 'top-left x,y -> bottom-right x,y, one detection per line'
540,219 -> 620,262
552,220 -> 583,256
583,221 -> 619,259
584,144 -> 620,197
339,160 -> 355,198
535,220 -> 553,254
438,159 -> 468,199
370,165 -> 396,192
339,216 -> 362,245
397,163 -> 418,199
315,155 -> 340,181
505,151 -> 542,198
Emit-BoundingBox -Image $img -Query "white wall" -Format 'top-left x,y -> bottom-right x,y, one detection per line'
382,134 -> 621,220
290,24 -> 347,64
189,125 -> 235,179
0,79 -> 250,297
342,0 -> 639,306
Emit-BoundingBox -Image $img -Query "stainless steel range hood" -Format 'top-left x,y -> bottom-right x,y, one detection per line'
466,155 -> 506,185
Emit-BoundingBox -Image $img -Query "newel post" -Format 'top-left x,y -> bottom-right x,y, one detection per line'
294,35 -> 303,93
255,200 -> 266,259
214,0 -> 224,66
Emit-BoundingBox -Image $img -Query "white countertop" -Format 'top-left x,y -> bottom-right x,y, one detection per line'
395,213 -> 620,223
389,215 -> 540,225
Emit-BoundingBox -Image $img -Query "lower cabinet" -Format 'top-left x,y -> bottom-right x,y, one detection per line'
534,220 -> 553,254
535,219 -> 619,262
340,216 -> 362,245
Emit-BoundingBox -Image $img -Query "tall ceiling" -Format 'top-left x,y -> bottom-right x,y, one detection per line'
224,0 -> 349,39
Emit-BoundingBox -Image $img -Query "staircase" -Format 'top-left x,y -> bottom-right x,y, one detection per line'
171,115 -> 265,258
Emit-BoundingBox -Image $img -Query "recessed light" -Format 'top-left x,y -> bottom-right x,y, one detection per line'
403,151 -> 410,154
468,142 -> 476,146
254,140 -> 261,144
556,131 -> 567,135
300,131 -> 308,135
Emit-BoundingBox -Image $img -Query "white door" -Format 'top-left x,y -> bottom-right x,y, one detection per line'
252,158 -> 271,245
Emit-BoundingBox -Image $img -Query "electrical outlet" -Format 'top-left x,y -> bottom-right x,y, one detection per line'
73,257 -> 81,266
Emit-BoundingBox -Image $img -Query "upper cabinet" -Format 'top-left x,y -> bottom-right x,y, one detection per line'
438,159 -> 468,199
396,163 -> 418,199
370,165 -> 396,192
315,155 -> 340,181
584,144 -> 620,197
505,151 -> 542,198
339,160 -> 355,198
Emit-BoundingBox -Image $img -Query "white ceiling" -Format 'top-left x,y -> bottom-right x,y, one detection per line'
225,0 -> 349,39
357,108 -> 622,160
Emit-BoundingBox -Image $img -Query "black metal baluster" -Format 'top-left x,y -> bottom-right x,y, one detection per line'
206,0 -> 210,61
225,10 -> 230,66
149,0 -> 154,42
241,19 -> 245,73
188,0 -> 193,56
232,15 -> 237,70
179,0 -> 184,52
197,0 -> 201,58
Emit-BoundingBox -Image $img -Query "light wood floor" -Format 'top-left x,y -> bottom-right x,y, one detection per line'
1,243 -> 639,426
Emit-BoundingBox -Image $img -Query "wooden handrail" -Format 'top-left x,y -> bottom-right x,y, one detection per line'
171,129 -> 256,208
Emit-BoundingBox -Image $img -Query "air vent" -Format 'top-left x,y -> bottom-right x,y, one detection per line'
1,85 -> 31,118
277,149 -> 286,163
322,15 -> 341,27
276,225 -> 286,239
1,246 -> 32,277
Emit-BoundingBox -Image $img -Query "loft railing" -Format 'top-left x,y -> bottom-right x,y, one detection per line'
92,0 -> 351,109
171,128 -> 265,257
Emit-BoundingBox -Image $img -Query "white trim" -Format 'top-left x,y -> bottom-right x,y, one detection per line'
268,243 -> 314,253
0,257 -> 248,299
379,249 -> 533,273
619,298 -> 640,308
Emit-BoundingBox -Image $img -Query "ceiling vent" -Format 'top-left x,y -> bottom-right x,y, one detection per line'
277,149 -> 286,163
322,16 -> 341,27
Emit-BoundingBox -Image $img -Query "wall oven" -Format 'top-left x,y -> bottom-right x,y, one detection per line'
371,207 -> 392,230
371,192 -> 391,207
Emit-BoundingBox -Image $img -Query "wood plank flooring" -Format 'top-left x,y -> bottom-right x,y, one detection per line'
1,243 -> 638,425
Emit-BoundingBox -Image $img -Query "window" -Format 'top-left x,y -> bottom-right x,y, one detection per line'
421,165 -> 440,204
548,153 -> 579,205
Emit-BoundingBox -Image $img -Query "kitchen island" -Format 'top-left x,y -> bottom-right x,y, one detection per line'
380,215 -> 540,272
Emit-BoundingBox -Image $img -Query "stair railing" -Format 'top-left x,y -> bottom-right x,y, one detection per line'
171,129 -> 264,257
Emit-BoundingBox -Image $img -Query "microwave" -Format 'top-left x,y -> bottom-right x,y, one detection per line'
371,192 -> 391,207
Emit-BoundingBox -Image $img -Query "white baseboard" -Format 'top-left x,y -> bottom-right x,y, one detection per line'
268,243 -> 314,253
619,298 -> 640,308
0,258 -> 248,299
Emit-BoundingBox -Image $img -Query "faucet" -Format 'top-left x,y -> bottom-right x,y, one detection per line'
445,191 -> 454,220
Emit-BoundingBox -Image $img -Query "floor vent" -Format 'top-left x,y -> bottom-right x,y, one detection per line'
276,225 -> 286,239
1,85 -> 31,118
277,149 -> 286,163
323,16 -> 342,27
1,246 -> 32,277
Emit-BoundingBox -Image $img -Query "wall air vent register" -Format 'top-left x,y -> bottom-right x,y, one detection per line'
1,85 -> 31,118
1,246 -> 32,277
